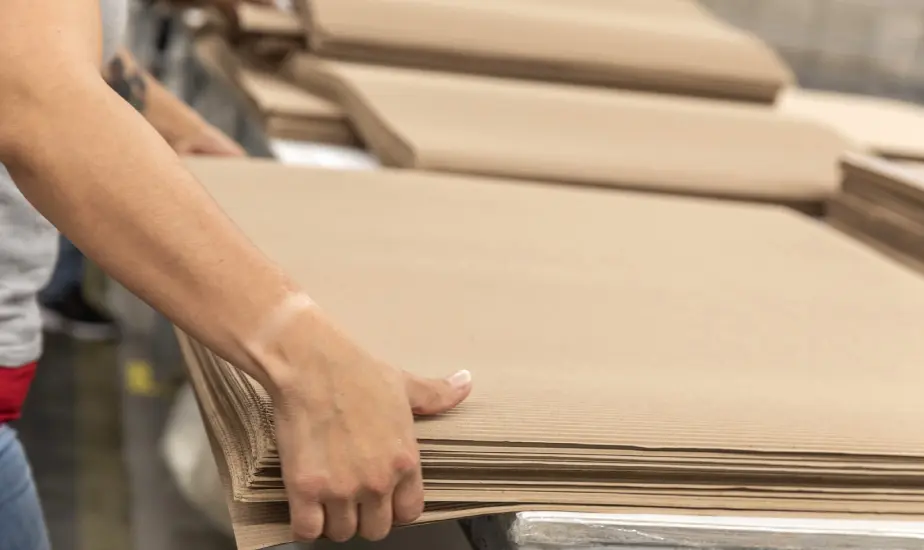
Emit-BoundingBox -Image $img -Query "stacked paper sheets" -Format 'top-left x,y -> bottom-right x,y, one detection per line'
180,157 -> 924,549
302,0 -> 792,102
827,153 -> 924,269
285,56 -> 848,206
232,3 -> 304,61
192,33 -> 355,145
778,88 -> 924,161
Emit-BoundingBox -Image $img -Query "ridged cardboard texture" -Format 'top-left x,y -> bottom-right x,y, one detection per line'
179,158 -> 924,548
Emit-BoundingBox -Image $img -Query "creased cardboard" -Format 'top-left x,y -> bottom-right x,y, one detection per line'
779,88 -> 924,161
285,56 -> 848,204
302,0 -> 792,103
178,158 -> 924,548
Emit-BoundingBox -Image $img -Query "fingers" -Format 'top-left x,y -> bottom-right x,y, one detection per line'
324,499 -> 358,543
292,481 -> 415,542
358,494 -> 393,541
290,501 -> 325,542
393,467 -> 426,525
405,369 -> 473,416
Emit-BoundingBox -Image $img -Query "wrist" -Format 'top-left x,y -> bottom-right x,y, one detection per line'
241,292 -> 325,395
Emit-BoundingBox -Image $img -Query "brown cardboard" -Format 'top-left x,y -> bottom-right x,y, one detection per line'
826,153 -> 924,265
286,56 -> 848,204
778,88 -> 924,161
192,34 -> 355,145
237,3 -> 303,37
179,158 -> 924,547
302,0 -> 793,103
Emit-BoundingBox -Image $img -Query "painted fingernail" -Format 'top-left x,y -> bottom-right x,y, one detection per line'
448,369 -> 472,388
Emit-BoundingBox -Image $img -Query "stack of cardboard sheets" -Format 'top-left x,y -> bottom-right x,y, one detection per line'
778,88 -> 924,161
192,33 -> 355,145
180,157 -> 924,549
827,153 -> 924,269
285,56 -> 849,207
302,0 -> 793,103
232,3 -> 304,61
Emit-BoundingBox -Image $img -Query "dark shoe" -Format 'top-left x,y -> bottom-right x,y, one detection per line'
40,287 -> 119,342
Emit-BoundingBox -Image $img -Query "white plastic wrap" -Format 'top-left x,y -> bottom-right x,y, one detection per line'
162,383 -> 233,536
268,139 -> 380,170
462,512 -> 924,550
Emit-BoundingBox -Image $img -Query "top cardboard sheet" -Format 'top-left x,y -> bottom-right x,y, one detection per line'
286,57 -> 848,203
185,157 -> 924,457
779,89 -> 924,161
302,0 -> 793,103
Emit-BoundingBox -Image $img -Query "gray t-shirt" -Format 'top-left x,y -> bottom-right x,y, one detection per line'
0,0 -> 127,366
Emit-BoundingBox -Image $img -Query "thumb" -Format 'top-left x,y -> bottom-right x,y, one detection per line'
404,370 -> 473,416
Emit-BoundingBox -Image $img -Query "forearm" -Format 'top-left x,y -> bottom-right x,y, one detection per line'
0,68 -> 294,389
105,47 -> 207,147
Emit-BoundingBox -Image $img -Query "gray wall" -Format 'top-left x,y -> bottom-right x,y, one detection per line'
701,0 -> 924,100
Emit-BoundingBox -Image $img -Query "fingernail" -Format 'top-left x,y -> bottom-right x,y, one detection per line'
448,369 -> 472,388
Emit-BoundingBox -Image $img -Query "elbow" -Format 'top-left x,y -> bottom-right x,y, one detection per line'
0,65 -> 106,167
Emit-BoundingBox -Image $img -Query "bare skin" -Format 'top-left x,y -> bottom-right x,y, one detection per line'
104,46 -> 245,155
0,0 -> 472,542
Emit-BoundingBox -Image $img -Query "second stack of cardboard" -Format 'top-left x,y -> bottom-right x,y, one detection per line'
180,157 -> 924,548
828,153 -> 924,268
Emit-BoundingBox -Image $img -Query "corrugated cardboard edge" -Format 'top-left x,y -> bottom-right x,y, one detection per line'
841,153 -> 924,213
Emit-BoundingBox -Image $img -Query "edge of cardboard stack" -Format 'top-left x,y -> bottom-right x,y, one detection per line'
178,1 -> 924,548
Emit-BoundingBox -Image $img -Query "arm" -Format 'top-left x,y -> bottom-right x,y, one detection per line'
0,0 -> 470,542
104,47 -> 244,155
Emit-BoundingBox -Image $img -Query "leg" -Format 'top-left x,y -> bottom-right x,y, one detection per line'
39,236 -> 118,342
39,234 -> 83,305
0,424 -> 51,550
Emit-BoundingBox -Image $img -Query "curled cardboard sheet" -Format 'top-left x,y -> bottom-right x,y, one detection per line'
778,89 -> 924,161
302,0 -> 793,103
285,56 -> 848,205
180,158 -> 924,548
192,34 -> 356,146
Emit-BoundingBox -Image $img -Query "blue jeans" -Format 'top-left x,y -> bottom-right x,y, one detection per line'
39,235 -> 84,304
0,424 -> 50,550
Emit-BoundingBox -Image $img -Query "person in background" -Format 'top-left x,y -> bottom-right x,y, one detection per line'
39,45 -> 243,342
0,0 -> 472,548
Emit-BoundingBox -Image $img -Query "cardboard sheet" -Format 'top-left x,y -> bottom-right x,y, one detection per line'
178,158 -> 924,548
827,153 -> 924,265
302,0 -> 792,103
286,57 -> 848,204
236,3 -> 302,38
192,34 -> 356,145
778,88 -> 924,161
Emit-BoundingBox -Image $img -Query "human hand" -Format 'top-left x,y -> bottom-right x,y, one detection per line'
173,123 -> 246,157
260,306 -> 473,542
